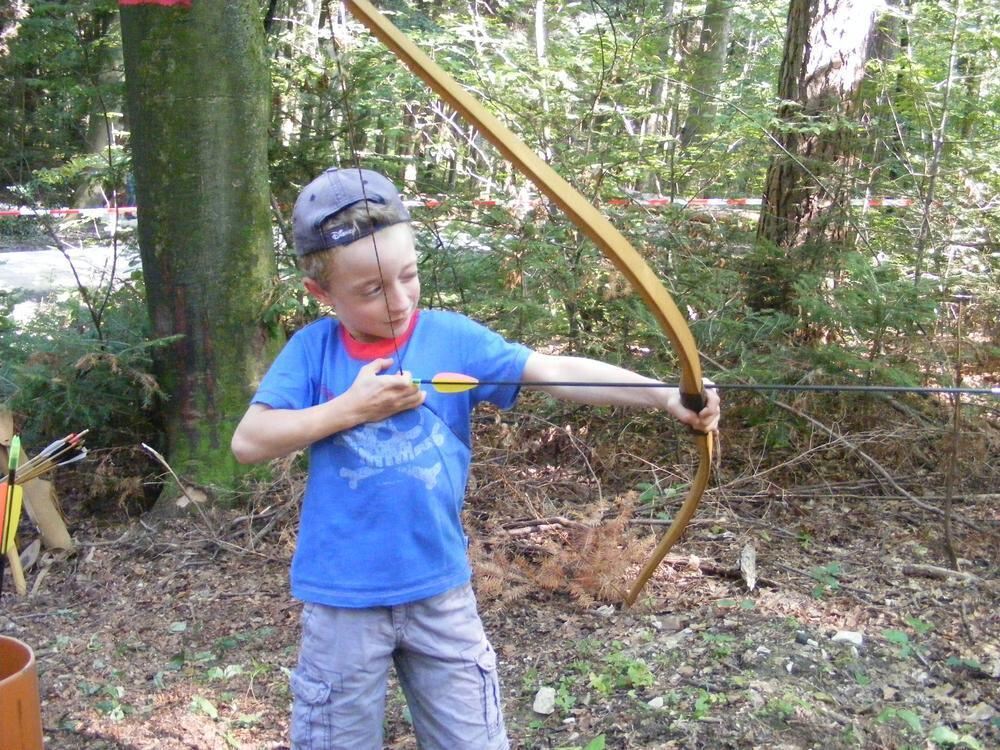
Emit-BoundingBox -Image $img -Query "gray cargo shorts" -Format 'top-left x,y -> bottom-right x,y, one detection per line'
290,582 -> 510,750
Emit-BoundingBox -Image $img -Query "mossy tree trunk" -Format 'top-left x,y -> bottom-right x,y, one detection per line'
120,0 -> 283,510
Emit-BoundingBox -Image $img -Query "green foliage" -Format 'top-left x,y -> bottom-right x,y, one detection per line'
929,725 -> 984,749
878,706 -> 924,734
0,0 -> 123,203
700,632 -> 737,659
882,629 -> 919,660
588,645 -> 656,696
85,681 -> 132,722
31,148 -> 131,206
691,688 -> 722,720
808,562 -> 842,598
0,283 -> 166,450
554,677 -> 577,713
3,0 -> 997,516
762,694 -> 798,723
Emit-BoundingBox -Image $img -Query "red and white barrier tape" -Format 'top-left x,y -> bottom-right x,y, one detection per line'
0,207 -> 138,218
407,197 -> 916,209
0,197 -> 915,219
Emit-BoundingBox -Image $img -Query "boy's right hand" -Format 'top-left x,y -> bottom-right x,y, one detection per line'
343,357 -> 426,423
231,358 -> 425,464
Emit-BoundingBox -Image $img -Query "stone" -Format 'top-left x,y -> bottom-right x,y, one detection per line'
532,686 -> 557,715
831,630 -> 864,647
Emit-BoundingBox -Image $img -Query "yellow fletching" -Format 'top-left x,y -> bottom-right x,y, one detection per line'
417,372 -> 479,394
1,481 -> 23,554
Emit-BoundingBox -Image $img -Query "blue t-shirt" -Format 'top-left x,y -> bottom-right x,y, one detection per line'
252,309 -> 531,607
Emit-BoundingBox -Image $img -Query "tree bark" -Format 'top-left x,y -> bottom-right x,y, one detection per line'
640,0 -> 676,193
73,11 -> 124,208
679,0 -> 732,149
120,0 -> 283,510
754,0 -> 883,311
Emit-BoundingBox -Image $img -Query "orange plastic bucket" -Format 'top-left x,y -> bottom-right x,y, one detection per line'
0,635 -> 44,749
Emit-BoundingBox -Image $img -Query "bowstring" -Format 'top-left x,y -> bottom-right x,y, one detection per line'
330,14 -> 404,374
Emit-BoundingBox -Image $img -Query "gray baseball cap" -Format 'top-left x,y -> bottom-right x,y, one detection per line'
291,167 -> 411,256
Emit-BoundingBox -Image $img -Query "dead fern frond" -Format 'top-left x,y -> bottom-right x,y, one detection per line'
477,495 -> 649,605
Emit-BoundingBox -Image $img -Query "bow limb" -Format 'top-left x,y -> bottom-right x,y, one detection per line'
345,0 -> 714,606
623,432 -> 712,605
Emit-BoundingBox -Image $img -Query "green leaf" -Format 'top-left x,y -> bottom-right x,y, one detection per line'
882,629 -> 910,646
928,725 -> 983,748
946,656 -> 982,670
904,616 -> 933,635
896,709 -> 923,733
190,695 -> 219,720
876,707 -> 897,723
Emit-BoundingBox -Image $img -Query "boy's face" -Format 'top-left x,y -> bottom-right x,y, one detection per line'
304,223 -> 420,343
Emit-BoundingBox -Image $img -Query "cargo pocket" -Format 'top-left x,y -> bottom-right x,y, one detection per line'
463,642 -> 504,740
290,669 -> 339,749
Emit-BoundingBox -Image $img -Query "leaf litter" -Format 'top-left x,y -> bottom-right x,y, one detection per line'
0,409 -> 997,749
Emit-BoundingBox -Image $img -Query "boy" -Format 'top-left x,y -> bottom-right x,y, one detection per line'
231,167 -> 720,749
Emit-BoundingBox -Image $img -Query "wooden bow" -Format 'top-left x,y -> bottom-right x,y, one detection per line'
345,0 -> 714,606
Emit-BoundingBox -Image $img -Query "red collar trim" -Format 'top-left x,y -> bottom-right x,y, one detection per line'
339,309 -> 420,360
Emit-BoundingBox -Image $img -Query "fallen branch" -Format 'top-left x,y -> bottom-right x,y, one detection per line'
901,563 -> 985,585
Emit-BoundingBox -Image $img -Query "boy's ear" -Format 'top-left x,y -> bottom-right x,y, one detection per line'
303,278 -> 332,306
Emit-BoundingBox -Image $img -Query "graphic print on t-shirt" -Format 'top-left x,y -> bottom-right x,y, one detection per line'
335,409 -> 446,490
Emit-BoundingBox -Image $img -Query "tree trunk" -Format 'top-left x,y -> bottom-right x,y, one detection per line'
753,0 -> 883,311
120,0 -> 283,510
73,12 -> 124,208
679,0 -> 732,149
640,0 -> 676,193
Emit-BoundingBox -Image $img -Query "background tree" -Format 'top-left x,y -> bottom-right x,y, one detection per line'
678,0 -> 733,152
119,0 -> 282,509
72,7 -> 125,208
753,0 -> 885,314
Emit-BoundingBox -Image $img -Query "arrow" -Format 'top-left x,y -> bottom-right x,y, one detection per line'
0,436 -> 23,598
14,430 -> 89,484
0,431 -> 89,598
412,373 -> 999,396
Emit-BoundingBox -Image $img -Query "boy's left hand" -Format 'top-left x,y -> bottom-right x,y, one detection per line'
665,379 -> 720,434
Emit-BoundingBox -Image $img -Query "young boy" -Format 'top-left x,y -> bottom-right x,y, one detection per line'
231,167 -> 720,749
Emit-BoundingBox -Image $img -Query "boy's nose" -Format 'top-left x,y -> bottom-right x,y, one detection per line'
385,283 -> 411,312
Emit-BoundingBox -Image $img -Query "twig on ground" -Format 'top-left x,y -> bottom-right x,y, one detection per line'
767,400 -> 982,531
901,563 -> 986,585
140,443 -> 251,556
772,561 -> 881,606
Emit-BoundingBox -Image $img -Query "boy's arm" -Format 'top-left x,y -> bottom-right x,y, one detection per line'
231,357 -> 425,464
521,352 -> 720,433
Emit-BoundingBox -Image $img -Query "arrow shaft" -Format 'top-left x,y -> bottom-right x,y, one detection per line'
415,379 -> 997,396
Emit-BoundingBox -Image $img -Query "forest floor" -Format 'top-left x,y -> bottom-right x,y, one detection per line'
1,399 -> 998,750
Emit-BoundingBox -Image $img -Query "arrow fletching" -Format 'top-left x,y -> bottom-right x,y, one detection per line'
16,432 -> 89,484
1,437 -> 23,555
0,481 -> 23,555
8,436 -> 20,476
415,372 -> 480,394
0,430 -> 90,487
